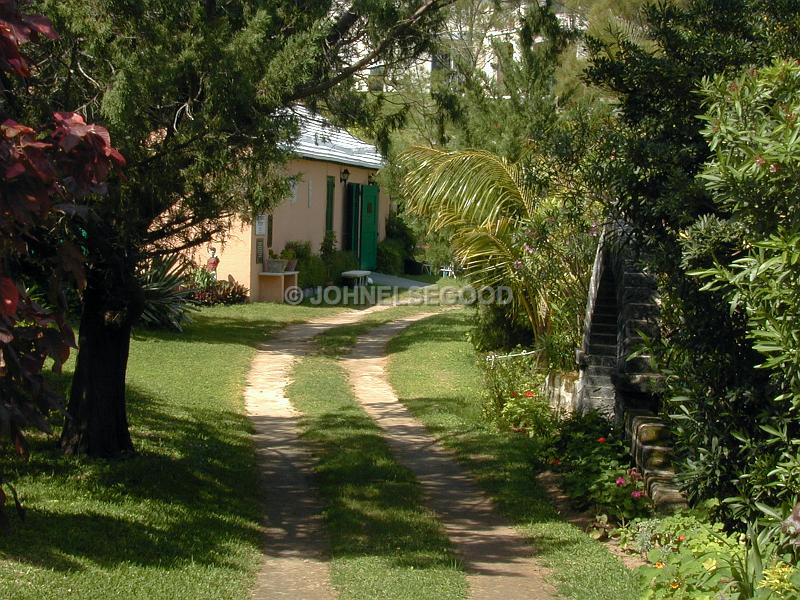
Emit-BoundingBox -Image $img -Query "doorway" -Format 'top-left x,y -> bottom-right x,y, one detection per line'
344,183 -> 379,270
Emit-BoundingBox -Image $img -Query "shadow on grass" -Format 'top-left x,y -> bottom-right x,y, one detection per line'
0,382 -> 263,574
131,314 -> 295,347
297,407 -> 459,572
384,312 -> 469,355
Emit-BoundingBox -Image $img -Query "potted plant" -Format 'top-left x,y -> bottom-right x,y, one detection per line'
280,247 -> 298,271
265,249 -> 288,272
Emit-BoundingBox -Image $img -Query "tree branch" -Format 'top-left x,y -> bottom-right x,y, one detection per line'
285,0 -> 455,102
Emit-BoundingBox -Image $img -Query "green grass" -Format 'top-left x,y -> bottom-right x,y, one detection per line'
286,355 -> 468,600
315,304 -> 438,356
386,309 -> 641,600
0,302 -> 345,600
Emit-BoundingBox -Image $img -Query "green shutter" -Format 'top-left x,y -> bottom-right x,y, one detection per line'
325,176 -> 335,233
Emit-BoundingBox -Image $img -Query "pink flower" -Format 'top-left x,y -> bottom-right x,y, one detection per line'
631,490 -> 643,499
616,477 -> 626,487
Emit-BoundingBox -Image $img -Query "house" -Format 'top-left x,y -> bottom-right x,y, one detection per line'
208,107 -> 389,302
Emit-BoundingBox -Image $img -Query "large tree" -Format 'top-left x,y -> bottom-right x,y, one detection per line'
17,0 -> 452,456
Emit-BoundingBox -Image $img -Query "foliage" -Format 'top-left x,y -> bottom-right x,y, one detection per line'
479,351 -> 555,438
137,255 -> 195,331
191,278 -> 249,306
620,506 -> 800,599
284,240 -> 313,261
26,0 -> 452,455
377,238 -> 406,275
584,0 -> 800,520
385,211 -> 417,258
467,303 -> 533,352
400,145 -> 600,369
320,230 -> 338,261
552,411 -> 651,522
676,61 -> 800,522
298,254 -> 328,288
323,251 -> 359,285
0,1 -> 123,521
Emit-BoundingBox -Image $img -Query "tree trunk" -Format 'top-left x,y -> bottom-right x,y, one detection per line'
61,264 -> 139,457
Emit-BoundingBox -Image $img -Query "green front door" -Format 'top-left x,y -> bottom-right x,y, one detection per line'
359,184 -> 379,270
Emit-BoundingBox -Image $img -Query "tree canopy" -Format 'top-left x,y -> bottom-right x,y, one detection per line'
1,0 -> 456,456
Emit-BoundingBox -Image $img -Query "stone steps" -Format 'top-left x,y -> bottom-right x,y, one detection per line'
624,410 -> 686,513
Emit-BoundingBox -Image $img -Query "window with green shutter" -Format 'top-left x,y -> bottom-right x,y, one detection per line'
325,176 -> 335,233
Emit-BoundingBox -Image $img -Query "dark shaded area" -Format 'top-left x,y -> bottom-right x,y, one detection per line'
0,380 -> 263,572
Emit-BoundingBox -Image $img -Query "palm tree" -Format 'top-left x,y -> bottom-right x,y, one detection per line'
399,146 -> 598,367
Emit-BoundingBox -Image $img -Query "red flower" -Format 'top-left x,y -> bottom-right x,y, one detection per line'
510,391 -> 518,398
631,490 -> 643,499
0,277 -> 19,317
524,390 -> 534,398
677,534 -> 686,543
597,437 -> 607,443
549,457 -> 561,466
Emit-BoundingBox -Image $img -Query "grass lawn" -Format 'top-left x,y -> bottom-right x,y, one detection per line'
386,309 -> 641,600
0,302 -> 344,600
314,303 -> 439,356
286,354 -> 467,600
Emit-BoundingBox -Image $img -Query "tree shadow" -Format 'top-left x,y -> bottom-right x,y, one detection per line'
298,408 -> 463,571
385,312 -> 471,354
0,382 -> 263,574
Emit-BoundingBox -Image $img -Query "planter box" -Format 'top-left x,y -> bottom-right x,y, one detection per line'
265,258 -> 288,273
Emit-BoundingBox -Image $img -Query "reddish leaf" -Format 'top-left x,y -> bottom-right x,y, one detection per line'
4,160 -> 24,179
1,119 -> 34,138
22,15 -> 57,40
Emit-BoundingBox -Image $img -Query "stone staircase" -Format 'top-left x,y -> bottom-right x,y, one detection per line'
578,259 -> 618,419
576,230 -> 686,513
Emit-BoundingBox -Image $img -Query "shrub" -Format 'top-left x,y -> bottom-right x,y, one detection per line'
480,350 -> 556,438
323,250 -> 358,285
468,303 -> 533,352
377,238 -> 405,275
191,278 -> 249,306
320,230 -> 337,260
552,411 -> 652,522
385,211 -> 416,257
298,254 -> 327,288
284,240 -> 312,261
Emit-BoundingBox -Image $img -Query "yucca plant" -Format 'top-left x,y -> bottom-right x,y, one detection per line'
138,254 -> 196,332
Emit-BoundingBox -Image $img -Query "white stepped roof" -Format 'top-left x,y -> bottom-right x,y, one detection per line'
291,106 -> 384,170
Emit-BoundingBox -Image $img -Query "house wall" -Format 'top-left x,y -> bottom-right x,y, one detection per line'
272,158 -> 387,253
188,217 -> 254,291
206,158 -> 389,302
